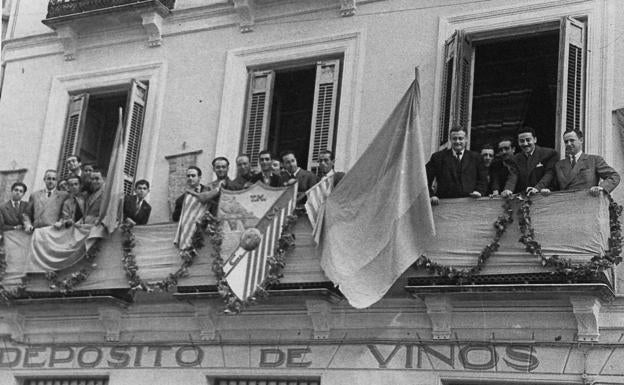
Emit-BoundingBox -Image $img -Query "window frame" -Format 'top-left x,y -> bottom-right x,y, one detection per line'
431,1 -> 613,162
215,31 -> 364,174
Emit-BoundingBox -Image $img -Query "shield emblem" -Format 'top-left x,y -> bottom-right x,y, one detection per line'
219,182 -> 297,301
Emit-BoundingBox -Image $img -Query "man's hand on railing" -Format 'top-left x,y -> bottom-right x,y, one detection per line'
430,196 -> 439,206
526,187 -> 539,196
501,189 -> 513,198
539,188 -> 551,196
589,186 -> 604,197
469,191 -> 481,199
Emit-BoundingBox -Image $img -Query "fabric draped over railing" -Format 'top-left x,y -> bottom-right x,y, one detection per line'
0,190 -> 610,292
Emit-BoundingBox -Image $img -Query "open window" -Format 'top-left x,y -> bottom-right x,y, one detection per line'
438,17 -> 587,152
241,59 -> 341,171
57,80 -> 148,194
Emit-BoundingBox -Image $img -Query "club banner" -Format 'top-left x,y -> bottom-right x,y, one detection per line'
220,182 -> 296,301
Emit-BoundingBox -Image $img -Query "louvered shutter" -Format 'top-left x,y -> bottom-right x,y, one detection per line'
122,80 -> 148,195
307,59 -> 340,170
242,70 -> 275,167
57,93 -> 89,180
438,31 -> 474,148
556,17 -> 586,144
24,379 -> 108,385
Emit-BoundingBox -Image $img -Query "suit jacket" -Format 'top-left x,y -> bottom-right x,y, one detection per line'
333,171 -> 345,187
172,184 -> 208,222
123,195 -> 152,225
553,153 -> 620,193
281,168 -> 320,203
504,146 -> 558,193
60,194 -> 86,223
250,172 -> 282,188
227,173 -> 255,191
489,157 -> 512,193
426,149 -> 488,198
29,189 -> 68,228
83,186 -> 103,225
0,200 -> 33,231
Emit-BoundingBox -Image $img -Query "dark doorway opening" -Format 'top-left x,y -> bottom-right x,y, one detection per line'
471,32 -> 559,152
81,92 -> 127,175
268,66 -> 316,169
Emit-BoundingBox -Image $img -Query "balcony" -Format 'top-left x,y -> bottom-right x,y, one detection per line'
0,190 -> 618,305
42,0 -> 175,60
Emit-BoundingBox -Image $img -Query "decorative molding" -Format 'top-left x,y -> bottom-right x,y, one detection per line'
233,0 -> 255,33
194,306 -> 218,340
306,300 -> 332,339
339,0 -> 356,17
99,308 -> 123,342
55,24 -> 77,61
570,296 -> 601,342
141,10 -> 164,47
0,309 -> 26,342
424,296 -> 453,340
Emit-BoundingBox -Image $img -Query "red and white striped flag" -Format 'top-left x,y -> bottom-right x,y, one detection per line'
221,184 -> 297,302
173,193 -> 208,250
305,172 -> 335,244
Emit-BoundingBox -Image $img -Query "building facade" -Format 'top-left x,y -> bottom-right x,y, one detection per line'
0,0 -> 623,384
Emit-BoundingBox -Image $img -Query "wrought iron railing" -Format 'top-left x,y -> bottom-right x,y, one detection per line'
46,0 -> 175,19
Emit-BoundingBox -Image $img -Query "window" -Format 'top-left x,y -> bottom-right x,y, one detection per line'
241,59 -> 341,170
438,17 -> 586,152
22,378 -> 108,385
213,378 -> 319,385
57,80 -> 148,194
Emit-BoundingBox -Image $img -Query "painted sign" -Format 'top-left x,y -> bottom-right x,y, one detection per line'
0,343 -> 621,375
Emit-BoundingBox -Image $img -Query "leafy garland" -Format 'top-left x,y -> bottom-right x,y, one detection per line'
517,193 -> 623,280
45,241 -> 100,293
121,213 -> 209,293
208,211 -> 298,314
414,197 -> 514,283
415,194 -> 623,283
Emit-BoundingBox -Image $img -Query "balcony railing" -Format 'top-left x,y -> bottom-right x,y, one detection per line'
46,0 -> 175,19
0,190 -> 619,303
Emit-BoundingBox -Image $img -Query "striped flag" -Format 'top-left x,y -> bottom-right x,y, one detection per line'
173,193 -> 208,250
221,183 -> 297,302
305,172 -> 335,244
100,107 -> 126,234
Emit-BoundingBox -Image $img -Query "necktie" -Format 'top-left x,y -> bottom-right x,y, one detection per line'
570,154 -> 576,169
47,191 -> 51,198
136,200 -> 142,215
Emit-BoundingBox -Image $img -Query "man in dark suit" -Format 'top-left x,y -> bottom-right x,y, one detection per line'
0,182 -> 34,232
228,154 -> 255,191
28,169 -> 68,228
251,150 -> 282,187
66,155 -> 91,191
489,137 -> 516,195
172,166 -> 207,222
123,179 -> 152,225
479,144 -> 495,195
281,150 -> 319,202
552,129 -> 620,195
502,126 -> 558,197
83,168 -> 105,225
426,126 -> 488,205
318,150 -> 345,188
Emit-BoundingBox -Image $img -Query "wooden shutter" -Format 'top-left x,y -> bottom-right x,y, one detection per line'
123,80 -> 148,195
242,70 -> 275,167
24,379 -> 108,385
57,93 -> 89,179
307,59 -> 340,170
556,17 -> 586,147
438,31 -> 474,148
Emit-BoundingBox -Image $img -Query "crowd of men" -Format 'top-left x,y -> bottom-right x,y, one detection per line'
0,149 -> 344,231
3,127 -> 617,233
173,149 -> 344,221
0,155 -> 152,235
426,126 -> 621,204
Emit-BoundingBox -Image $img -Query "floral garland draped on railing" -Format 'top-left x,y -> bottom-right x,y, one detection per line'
45,242 -> 100,293
517,194 -> 623,280
414,193 -> 623,283
121,213 -> 210,293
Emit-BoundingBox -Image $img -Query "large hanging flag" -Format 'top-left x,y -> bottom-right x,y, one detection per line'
305,171 -> 335,244
100,107 -> 126,234
220,183 -> 296,301
320,71 -> 435,308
